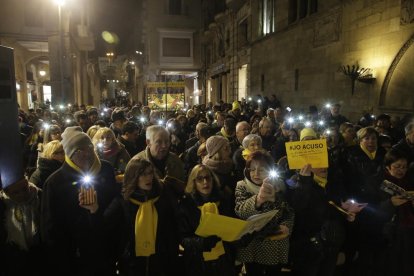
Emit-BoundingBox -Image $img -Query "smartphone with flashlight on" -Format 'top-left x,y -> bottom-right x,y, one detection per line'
79,175 -> 96,206
267,170 -> 284,192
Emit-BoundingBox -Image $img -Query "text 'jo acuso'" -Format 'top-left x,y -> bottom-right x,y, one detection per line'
289,142 -> 324,151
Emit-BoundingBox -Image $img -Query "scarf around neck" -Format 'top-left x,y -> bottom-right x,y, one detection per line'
243,177 -> 261,195
242,149 -> 252,160
220,127 -> 231,139
65,151 -> 101,177
202,156 -> 233,175
313,174 -> 328,189
129,196 -> 160,257
360,144 -> 376,160
198,202 -> 225,261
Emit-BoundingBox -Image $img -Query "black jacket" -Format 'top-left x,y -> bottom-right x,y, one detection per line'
344,145 -> 394,244
29,158 -> 62,189
287,174 -> 346,245
41,160 -> 120,276
177,191 -> 235,276
105,182 -> 179,276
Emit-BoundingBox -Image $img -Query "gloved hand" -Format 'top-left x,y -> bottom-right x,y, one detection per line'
202,235 -> 221,251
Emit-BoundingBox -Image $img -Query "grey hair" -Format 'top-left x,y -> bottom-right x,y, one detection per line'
242,134 -> 262,148
236,121 -> 250,131
266,108 -> 274,115
405,122 -> 414,135
146,125 -> 168,141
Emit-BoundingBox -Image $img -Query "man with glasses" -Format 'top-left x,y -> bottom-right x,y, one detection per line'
41,126 -> 120,275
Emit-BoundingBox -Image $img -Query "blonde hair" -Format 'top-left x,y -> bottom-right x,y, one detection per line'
87,125 -> 100,139
42,140 -> 63,159
92,127 -> 120,149
185,164 -> 220,194
357,126 -> 378,143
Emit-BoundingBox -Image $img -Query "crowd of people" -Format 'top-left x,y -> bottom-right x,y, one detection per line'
1,95 -> 414,276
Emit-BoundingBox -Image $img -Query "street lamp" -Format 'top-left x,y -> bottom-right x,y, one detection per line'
54,0 -> 66,103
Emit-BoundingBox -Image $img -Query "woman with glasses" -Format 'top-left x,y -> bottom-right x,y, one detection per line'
235,150 -> 294,276
177,164 -> 236,276
29,140 -> 64,189
383,149 -> 414,276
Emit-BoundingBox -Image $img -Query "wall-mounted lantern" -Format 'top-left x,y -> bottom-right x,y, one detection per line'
340,64 -> 375,95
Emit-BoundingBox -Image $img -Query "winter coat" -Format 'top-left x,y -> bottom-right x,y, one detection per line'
234,178 -> 294,265
287,173 -> 348,274
41,161 -> 120,276
96,144 -> 131,173
183,140 -> 201,175
344,145 -> 394,244
232,147 -> 246,182
118,136 -> 140,157
133,147 -> 185,197
29,158 -> 62,189
106,182 -> 179,276
177,191 -> 236,276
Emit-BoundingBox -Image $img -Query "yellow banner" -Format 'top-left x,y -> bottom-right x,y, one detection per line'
285,139 -> 329,169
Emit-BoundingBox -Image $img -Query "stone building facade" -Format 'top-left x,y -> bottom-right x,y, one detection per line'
202,0 -> 414,121
138,0 -> 203,107
0,0 -> 98,110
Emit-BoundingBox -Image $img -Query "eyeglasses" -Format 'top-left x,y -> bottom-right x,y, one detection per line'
195,175 -> 212,182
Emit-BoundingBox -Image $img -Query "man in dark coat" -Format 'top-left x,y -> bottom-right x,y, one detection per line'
41,126 -> 120,276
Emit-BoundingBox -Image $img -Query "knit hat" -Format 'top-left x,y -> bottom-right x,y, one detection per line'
206,136 -> 228,157
61,126 -> 93,157
232,100 -> 241,111
300,127 -> 318,141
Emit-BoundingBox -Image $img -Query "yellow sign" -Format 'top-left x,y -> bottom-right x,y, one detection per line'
285,139 -> 329,169
195,209 -> 278,242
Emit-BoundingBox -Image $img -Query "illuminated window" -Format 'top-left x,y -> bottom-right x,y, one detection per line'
260,0 -> 276,36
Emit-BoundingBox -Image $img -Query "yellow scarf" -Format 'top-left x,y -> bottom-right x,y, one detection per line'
313,174 -> 328,189
198,202 -> 225,261
130,197 -> 160,257
242,149 -> 252,160
360,144 -> 376,160
220,127 -> 231,139
65,152 -> 101,177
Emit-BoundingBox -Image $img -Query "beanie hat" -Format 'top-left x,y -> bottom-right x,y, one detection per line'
232,101 -> 241,111
300,128 -> 318,141
206,136 -> 228,157
61,126 -> 93,157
